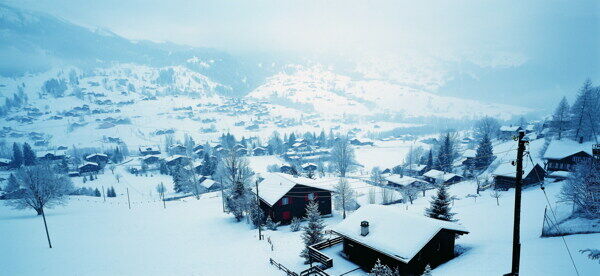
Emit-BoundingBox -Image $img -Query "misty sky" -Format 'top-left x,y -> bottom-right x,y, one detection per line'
6,0 -> 600,109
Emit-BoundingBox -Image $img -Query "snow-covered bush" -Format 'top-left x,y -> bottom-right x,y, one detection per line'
290,217 -> 301,232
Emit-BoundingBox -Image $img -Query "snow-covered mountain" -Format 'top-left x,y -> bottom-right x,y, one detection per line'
248,65 -> 529,120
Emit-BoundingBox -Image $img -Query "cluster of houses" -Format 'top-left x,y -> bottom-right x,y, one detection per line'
255,172 -> 468,275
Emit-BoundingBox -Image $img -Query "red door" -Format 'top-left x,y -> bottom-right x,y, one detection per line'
282,211 -> 291,221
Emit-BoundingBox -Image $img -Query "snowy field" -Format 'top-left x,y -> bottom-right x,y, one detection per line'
1,176 -> 598,275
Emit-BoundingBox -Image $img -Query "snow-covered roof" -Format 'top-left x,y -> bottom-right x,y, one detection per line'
200,179 -> 217,189
256,173 -> 333,206
463,149 -> 477,158
139,146 -> 159,151
302,163 -> 317,169
385,174 -> 426,187
165,155 -> 189,163
0,158 -> 11,164
405,164 -> 427,171
332,205 -> 468,263
492,160 -> 543,178
543,139 -> 594,160
423,170 -> 460,181
500,126 -> 522,132
85,153 -> 108,159
78,162 -> 99,169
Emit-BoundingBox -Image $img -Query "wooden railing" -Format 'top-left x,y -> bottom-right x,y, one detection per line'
307,236 -> 344,269
300,266 -> 330,276
269,258 -> 299,276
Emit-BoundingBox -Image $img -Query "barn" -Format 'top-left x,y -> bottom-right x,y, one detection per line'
256,173 -> 332,224
331,205 -> 468,275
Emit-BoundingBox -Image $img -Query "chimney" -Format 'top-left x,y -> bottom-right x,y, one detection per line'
360,221 -> 369,236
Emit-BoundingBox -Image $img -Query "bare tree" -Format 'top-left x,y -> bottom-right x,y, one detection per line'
108,164 -> 116,174
5,164 -> 74,248
330,137 -> 356,177
402,186 -> 418,204
490,189 -> 502,206
552,97 -> 571,140
474,116 -> 501,140
216,151 -> 254,221
370,166 -> 385,186
560,159 -> 600,218
115,173 -> 121,183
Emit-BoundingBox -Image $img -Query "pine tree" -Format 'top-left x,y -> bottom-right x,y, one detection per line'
172,165 -> 193,193
300,200 -> 325,262
426,149 -> 433,170
93,188 -> 101,197
22,143 -> 36,166
11,142 -> 23,168
475,133 -> 493,169
570,79 -> 599,141
425,184 -> 456,222
370,259 -> 399,276
5,173 -> 20,193
552,97 -> 570,140
265,216 -> 279,230
436,133 -> 456,172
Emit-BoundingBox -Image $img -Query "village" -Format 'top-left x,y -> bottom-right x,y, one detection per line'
1,78 -> 600,275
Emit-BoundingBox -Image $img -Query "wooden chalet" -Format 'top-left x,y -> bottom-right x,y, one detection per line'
499,126 -> 523,140
85,153 -> 109,166
253,147 -> 267,156
422,170 -> 462,185
404,164 -> 428,176
385,174 -> 428,190
139,146 -> 161,156
165,155 -> 191,167
331,205 -> 468,275
542,140 -> 594,172
78,162 -> 101,174
256,173 -> 332,224
492,161 -> 546,190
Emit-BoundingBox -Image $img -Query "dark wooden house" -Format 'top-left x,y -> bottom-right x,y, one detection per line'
78,162 -> 101,174
139,146 -> 161,156
422,170 -> 463,185
256,173 -> 333,224
331,205 -> 468,275
542,140 -> 593,172
85,153 -> 109,167
492,162 -> 546,190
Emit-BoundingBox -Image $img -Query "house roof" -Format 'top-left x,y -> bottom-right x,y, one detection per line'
256,173 -> 333,206
543,139 -> 594,160
500,126 -> 522,132
385,174 -> 426,187
423,170 -> 460,182
165,155 -> 189,163
492,160 -> 544,178
405,164 -> 427,171
78,162 -> 99,169
85,153 -> 108,160
200,179 -> 217,189
302,163 -> 317,169
332,205 -> 468,263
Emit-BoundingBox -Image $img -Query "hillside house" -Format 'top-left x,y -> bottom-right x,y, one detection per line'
78,162 -> 101,174
350,138 -> 374,146
256,173 -> 332,224
542,140 -> 593,173
85,153 -> 109,166
253,147 -> 267,156
139,146 -> 161,156
165,155 -> 191,167
385,174 -> 429,190
499,126 -> 523,140
404,164 -> 428,176
422,170 -> 463,185
330,205 -> 468,274
492,161 -> 546,190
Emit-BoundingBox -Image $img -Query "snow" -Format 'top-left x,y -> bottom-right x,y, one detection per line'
543,139 -> 595,160
333,205 -> 468,263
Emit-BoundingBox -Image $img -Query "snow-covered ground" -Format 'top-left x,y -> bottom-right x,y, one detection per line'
1,170 -> 598,275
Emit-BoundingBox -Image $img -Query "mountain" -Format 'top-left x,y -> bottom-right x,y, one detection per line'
248,65 -> 529,120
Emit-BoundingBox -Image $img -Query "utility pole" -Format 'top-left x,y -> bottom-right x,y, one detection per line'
127,188 -> 131,210
220,177 -> 226,213
505,131 -> 527,276
255,179 -> 262,240
102,185 -> 106,203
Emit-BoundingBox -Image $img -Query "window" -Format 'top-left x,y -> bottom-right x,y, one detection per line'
307,193 -> 316,201
281,197 -> 289,205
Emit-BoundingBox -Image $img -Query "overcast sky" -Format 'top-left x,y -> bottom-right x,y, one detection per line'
6,0 -> 600,108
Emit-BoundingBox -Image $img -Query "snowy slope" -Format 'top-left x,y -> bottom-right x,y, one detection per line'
248,65 -> 530,119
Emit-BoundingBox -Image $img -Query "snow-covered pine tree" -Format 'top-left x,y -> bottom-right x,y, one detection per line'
369,259 -> 399,276
425,184 -> 457,222
300,200 -> 326,263
248,199 -> 264,229
334,178 -> 357,219
93,188 -> 101,197
172,165 -> 193,193
290,217 -> 302,232
436,132 -> 456,172
22,143 -> 36,166
552,97 -> 570,140
11,142 -> 23,168
422,264 -> 433,275
5,173 -> 20,193
426,149 -> 433,171
265,216 -> 279,230
475,133 -> 493,169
